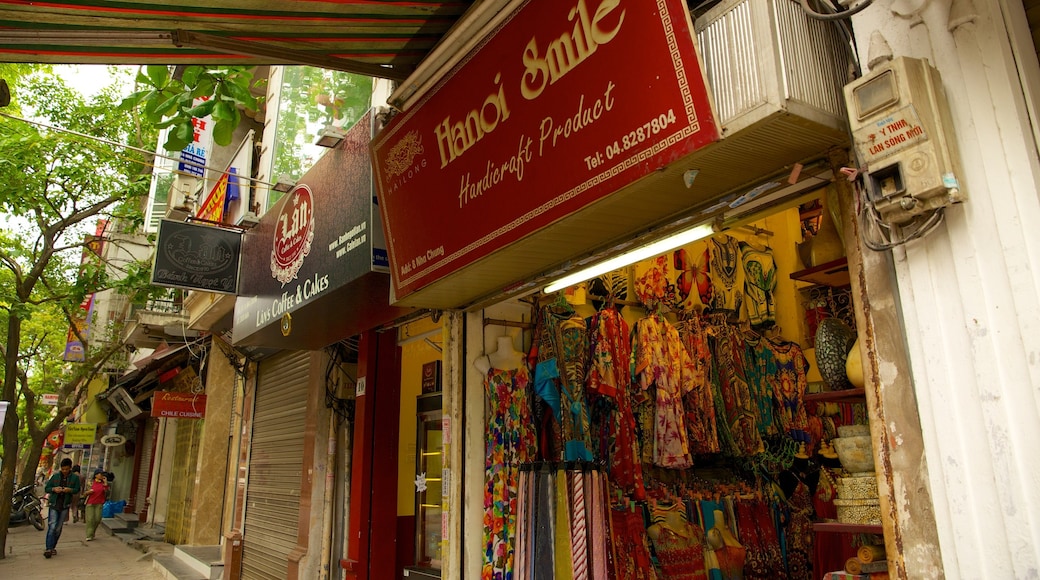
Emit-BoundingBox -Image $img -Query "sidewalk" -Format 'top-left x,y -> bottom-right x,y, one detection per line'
0,518 -> 172,578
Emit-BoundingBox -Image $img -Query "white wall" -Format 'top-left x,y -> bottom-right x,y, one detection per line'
850,2 -> 1040,577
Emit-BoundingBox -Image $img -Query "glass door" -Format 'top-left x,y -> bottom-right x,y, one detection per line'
414,393 -> 443,571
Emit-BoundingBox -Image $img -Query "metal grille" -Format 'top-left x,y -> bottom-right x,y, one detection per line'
695,0 -> 852,132
241,350 -> 310,580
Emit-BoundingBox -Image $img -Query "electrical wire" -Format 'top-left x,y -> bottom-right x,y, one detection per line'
855,179 -> 947,250
799,0 -> 873,21
0,110 -> 278,189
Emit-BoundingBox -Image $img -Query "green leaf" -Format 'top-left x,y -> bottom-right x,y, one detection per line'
145,65 -> 170,88
223,79 -> 256,107
118,89 -> 152,110
153,93 -> 182,118
212,118 -> 235,146
211,100 -> 236,122
193,78 -> 216,100
180,65 -> 202,87
186,99 -> 217,119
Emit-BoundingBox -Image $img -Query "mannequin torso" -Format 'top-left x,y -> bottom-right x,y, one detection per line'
474,335 -> 525,373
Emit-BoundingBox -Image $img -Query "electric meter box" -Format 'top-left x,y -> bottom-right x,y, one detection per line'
844,57 -> 966,225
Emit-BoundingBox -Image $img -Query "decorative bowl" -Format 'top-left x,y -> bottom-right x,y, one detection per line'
832,435 -> 875,474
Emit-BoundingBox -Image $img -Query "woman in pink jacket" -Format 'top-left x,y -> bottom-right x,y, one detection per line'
84,469 -> 110,541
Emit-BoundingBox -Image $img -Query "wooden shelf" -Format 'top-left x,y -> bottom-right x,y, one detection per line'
813,521 -> 883,535
805,388 -> 865,404
790,257 -> 850,287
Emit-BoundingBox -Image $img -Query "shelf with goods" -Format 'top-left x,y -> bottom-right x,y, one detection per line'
790,257 -> 851,288
805,388 -> 866,405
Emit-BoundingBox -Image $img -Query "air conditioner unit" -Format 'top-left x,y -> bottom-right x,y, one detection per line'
165,175 -> 199,221
235,211 -> 261,229
695,0 -> 853,160
107,387 -> 144,420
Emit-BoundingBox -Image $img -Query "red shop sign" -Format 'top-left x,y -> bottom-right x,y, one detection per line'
151,391 -> 207,419
372,0 -> 718,301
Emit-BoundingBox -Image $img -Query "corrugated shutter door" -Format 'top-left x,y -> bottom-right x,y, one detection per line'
241,350 -> 310,580
134,419 -> 155,515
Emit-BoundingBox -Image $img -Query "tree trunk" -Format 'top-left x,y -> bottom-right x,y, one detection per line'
0,314 -> 23,558
18,408 -> 74,489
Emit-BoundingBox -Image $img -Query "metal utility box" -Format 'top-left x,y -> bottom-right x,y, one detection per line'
845,57 -> 966,225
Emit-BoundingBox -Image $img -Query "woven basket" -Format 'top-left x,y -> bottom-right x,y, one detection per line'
834,497 -> 881,525
837,475 -> 878,500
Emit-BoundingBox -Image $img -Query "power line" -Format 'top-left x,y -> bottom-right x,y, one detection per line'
0,110 -> 279,189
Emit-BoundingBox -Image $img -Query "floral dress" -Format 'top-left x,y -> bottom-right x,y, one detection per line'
632,313 -> 697,469
483,365 -> 536,580
587,308 -> 645,499
677,315 -> 720,455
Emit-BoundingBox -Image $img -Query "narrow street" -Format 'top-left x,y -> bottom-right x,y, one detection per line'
0,521 -> 170,578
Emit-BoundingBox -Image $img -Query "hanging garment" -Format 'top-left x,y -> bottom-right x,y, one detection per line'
632,313 -> 698,468
515,469 -> 530,580
588,471 -> 609,580
738,242 -> 777,327
784,481 -> 814,580
678,315 -> 721,455
482,366 -> 537,580
710,324 -> 764,456
708,235 -> 744,313
742,332 -> 777,438
673,246 -> 714,311
766,339 -> 811,442
735,499 -> 788,580
610,506 -> 660,580
587,308 -> 645,499
531,302 -> 594,461
532,470 -> 556,580
634,255 -> 673,307
554,470 -> 576,580
570,470 -> 589,580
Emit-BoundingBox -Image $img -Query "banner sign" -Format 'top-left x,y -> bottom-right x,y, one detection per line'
197,172 -> 229,223
371,0 -> 718,301
178,97 -> 214,177
151,391 -> 207,419
152,219 -> 242,294
41,394 -> 59,406
63,423 -> 97,450
64,221 -> 106,361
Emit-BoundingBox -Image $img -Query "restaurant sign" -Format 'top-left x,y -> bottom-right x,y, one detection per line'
151,391 -> 207,419
372,0 -> 719,301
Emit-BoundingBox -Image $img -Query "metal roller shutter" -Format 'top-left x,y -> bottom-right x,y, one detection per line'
241,350 -> 311,580
134,419 -> 155,516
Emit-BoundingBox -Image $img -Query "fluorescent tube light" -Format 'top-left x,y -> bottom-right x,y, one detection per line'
543,223 -> 715,294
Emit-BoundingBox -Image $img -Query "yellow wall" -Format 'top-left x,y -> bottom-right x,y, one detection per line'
83,375 -> 110,424
398,317 -> 444,516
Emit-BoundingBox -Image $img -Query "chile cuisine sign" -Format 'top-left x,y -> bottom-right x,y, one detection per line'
371,0 -> 719,302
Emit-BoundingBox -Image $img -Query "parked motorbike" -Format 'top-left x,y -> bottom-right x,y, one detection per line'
9,484 -> 45,530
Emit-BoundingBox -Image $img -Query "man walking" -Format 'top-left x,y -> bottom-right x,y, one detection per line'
43,458 -> 81,558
